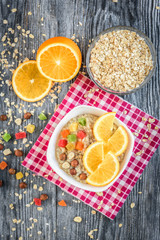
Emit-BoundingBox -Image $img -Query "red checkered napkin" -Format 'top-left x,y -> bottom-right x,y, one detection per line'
22,74 -> 160,220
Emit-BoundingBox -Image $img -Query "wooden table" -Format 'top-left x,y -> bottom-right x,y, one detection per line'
0,0 -> 160,239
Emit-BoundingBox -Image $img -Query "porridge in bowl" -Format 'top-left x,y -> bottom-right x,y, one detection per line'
56,112 -> 127,186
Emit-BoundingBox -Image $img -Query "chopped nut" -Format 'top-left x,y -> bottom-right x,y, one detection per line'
70,168 -> 77,175
0,114 -> 7,121
40,194 -> 48,201
71,159 -> 79,167
3,148 -> 12,156
62,162 -> 70,169
0,144 -> 4,150
67,152 -> 75,160
15,149 -> 23,157
19,182 -> 27,189
0,180 -> 3,187
24,112 -> 32,119
9,168 -> 16,175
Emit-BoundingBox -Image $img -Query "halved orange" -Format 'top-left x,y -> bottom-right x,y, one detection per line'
12,60 -> 52,102
104,126 -> 128,156
36,37 -> 82,82
86,151 -> 119,187
93,112 -> 116,142
83,142 -> 104,174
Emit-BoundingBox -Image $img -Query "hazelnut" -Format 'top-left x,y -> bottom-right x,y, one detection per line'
0,180 -> 3,187
71,159 -> 79,168
24,112 -> 32,119
79,173 -> 87,180
8,168 -> 16,175
0,144 -> 4,150
0,114 -> 7,121
70,168 -> 77,175
59,153 -> 67,161
15,149 -> 23,157
19,182 -> 27,189
40,194 -> 48,201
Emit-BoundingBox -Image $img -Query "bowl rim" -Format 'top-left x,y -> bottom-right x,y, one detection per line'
86,25 -> 157,95
47,105 -> 135,192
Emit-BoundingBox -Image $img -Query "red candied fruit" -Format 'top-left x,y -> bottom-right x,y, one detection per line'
34,198 -> 42,206
58,139 -> 67,148
77,130 -> 86,139
15,132 -> 26,139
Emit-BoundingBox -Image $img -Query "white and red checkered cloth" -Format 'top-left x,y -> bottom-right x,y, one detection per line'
22,74 -> 160,220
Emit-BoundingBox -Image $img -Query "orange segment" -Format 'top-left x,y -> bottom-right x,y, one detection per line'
36,37 -> 82,82
83,142 -> 104,174
104,126 -> 128,156
86,152 -> 119,187
93,112 -> 116,142
12,60 -> 52,102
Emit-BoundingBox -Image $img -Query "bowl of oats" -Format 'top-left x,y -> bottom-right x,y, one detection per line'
86,26 -> 156,95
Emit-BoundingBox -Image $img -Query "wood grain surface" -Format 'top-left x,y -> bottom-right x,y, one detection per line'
0,0 -> 160,239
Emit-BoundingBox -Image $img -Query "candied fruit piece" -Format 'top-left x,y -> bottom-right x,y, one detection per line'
69,122 -> 78,132
78,118 -> 86,126
77,130 -> 86,139
75,141 -> 84,150
58,200 -> 67,206
67,134 -> 77,142
27,124 -> 35,133
15,132 -> 26,139
58,139 -> 67,147
34,198 -> 42,206
16,172 -> 24,180
0,161 -> 8,170
38,113 -> 47,120
61,129 -> 70,138
66,142 -> 75,151
2,133 -> 11,142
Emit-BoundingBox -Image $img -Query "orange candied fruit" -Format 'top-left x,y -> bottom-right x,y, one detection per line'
0,161 -> 8,170
61,129 -> 70,138
75,141 -> 84,150
58,200 -> 67,206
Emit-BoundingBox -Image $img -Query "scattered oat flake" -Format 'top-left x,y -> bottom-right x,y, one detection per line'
3,20 -> 8,24
74,216 -> 82,223
38,231 -> 42,235
28,11 -> 32,15
156,6 -> 160,10
96,192 -> 103,196
79,21 -> 82,26
19,237 -> 23,240
130,202 -> 135,208
119,223 -> 123,228
12,228 -> 16,231
155,126 -> 159,130
11,8 -> 17,12
29,34 -> 34,39
88,229 -> 98,239
38,186 -> 43,191
15,118 -> 22,125
3,148 -> 12,156
91,210 -> 96,215
148,118 -> 155,123
147,124 -> 151,131
138,192 -> 142,194
37,207 -> 43,211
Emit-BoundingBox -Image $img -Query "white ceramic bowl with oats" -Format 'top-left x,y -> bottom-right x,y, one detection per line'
47,105 -> 134,192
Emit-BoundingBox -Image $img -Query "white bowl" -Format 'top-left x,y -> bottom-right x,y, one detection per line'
47,105 -> 134,192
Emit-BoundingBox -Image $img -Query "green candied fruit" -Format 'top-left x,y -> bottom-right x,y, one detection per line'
38,113 -> 47,120
2,132 -> 11,142
67,134 -> 77,142
78,118 -> 86,126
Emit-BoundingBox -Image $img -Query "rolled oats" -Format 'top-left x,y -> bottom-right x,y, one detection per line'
89,30 -> 153,92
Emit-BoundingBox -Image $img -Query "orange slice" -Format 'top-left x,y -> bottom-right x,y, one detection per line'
36,37 -> 82,82
104,126 -> 128,156
86,152 -> 119,187
93,112 -> 116,142
83,142 -> 104,174
12,60 -> 52,102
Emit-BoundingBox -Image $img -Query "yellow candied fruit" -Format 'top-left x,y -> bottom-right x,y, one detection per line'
27,124 -> 35,133
16,172 -> 24,180
66,142 -> 75,151
69,122 -> 78,132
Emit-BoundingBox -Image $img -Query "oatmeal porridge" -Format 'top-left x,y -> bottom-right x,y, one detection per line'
56,113 -> 125,184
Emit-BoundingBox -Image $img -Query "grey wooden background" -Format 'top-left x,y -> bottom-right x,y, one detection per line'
0,0 -> 160,239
